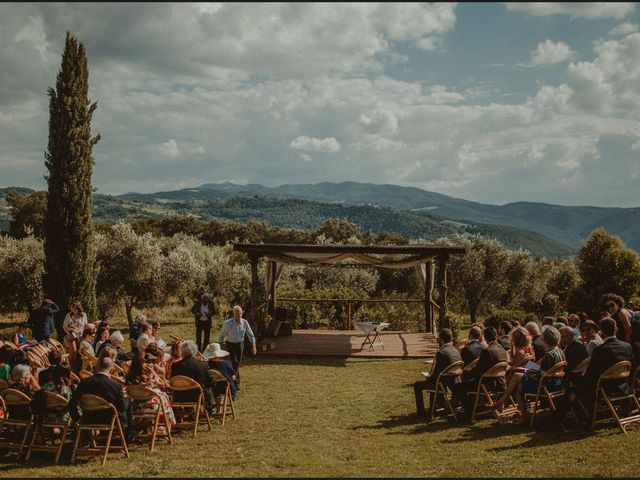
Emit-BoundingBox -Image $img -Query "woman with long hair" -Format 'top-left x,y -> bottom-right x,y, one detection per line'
62,301 -> 87,373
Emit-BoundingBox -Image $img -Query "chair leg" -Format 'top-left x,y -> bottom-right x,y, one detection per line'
150,410 -> 160,452
470,391 -> 480,424
55,423 -> 70,464
71,427 -> 83,464
25,422 -> 39,461
17,421 -> 33,460
193,404 -> 200,438
602,391 -> 626,434
114,418 -> 129,458
101,418 -> 116,466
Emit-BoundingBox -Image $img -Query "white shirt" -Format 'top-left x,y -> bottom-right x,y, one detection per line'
199,304 -> 210,322
63,312 -> 87,336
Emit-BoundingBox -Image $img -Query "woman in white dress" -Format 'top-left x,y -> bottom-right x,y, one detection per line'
63,300 -> 88,373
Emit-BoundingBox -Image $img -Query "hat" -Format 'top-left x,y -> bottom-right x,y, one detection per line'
580,320 -> 599,331
202,342 -> 229,360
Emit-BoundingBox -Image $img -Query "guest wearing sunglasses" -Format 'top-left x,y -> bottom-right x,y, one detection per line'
600,293 -> 632,343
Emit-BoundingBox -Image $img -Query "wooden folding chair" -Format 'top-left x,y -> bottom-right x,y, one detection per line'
46,338 -> 65,353
572,356 -> 591,375
80,351 -> 98,371
25,392 -> 73,463
524,361 -> 567,427
467,362 -> 509,424
79,370 -> 93,380
511,354 -> 533,370
70,394 -> 130,466
209,370 -> 236,425
169,334 -> 183,344
169,375 -> 212,437
70,372 -> 81,385
463,357 -> 479,373
424,360 -> 464,422
591,361 -> 640,434
127,385 -> 173,452
0,388 -> 35,460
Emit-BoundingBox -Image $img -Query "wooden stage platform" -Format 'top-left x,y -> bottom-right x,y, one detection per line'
258,329 -> 437,359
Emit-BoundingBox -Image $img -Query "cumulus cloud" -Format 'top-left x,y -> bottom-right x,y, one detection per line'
524,40 -> 575,67
290,136 -> 341,153
505,3 -> 634,20
160,139 -> 180,158
609,22 -> 639,36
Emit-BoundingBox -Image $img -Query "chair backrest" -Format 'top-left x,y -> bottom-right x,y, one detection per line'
70,372 -> 81,384
27,351 -> 45,369
79,394 -> 117,415
126,384 -> 157,402
111,363 -> 125,375
480,362 -> 509,380
79,370 -> 93,380
169,334 -> 183,344
571,356 -> 590,374
44,391 -> 70,409
598,361 -> 632,383
194,352 -> 205,362
169,375 -> 202,393
1,387 -> 32,406
439,360 -> 464,378
511,354 -> 533,370
209,369 -> 229,383
464,357 -> 479,372
540,360 -> 566,380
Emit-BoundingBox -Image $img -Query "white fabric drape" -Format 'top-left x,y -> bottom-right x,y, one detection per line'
414,261 -> 435,295
266,251 -> 435,269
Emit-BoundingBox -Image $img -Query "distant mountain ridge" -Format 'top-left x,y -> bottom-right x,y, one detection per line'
2,181 -> 638,257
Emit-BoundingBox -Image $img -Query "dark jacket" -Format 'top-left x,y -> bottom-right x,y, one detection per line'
563,339 -> 589,379
461,339 -> 484,366
581,337 -> 634,396
532,335 -> 548,362
208,359 -> 238,400
68,373 -> 128,424
468,341 -> 508,389
426,343 -> 462,389
170,355 -> 214,404
191,300 -> 217,326
28,303 -> 59,341
499,335 -> 511,351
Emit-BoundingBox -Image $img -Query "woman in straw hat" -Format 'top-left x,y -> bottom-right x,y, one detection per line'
203,342 -> 238,400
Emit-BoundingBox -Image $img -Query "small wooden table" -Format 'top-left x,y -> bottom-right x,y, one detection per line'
354,322 -> 390,351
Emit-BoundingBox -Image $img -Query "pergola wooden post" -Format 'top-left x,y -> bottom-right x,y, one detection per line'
436,254 -> 449,331
268,260 -> 277,316
249,252 -> 259,325
424,261 -> 433,333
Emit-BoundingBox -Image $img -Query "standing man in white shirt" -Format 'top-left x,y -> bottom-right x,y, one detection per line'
217,305 -> 257,386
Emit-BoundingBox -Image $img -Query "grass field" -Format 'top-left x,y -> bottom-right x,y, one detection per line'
1,308 -> 639,477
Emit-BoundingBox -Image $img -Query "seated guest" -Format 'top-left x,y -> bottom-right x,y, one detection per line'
94,326 -> 110,352
78,327 -> 96,371
37,349 -> 63,386
145,343 -> 169,388
541,316 -> 555,327
460,326 -> 484,366
28,299 -> 59,342
68,356 -> 136,441
0,346 -> 12,382
580,320 -> 603,357
453,327 -> 507,421
525,322 -> 548,361
203,342 -> 238,401
9,364 -> 40,419
96,330 -> 129,365
135,323 -> 155,352
559,325 -> 589,384
601,293 -> 633,343
508,327 -> 533,369
165,340 -> 183,378
130,314 -> 146,342
555,316 -> 568,327
413,329 -> 461,418
169,340 -> 214,412
149,321 -> 167,350
574,317 -> 634,424
632,319 -> 640,366
498,321 -> 513,351
12,322 -> 31,348
39,364 -> 74,424
567,314 -> 581,338
471,323 -> 488,348
492,326 -> 565,422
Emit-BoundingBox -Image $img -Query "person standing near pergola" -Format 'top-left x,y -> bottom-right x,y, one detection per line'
217,305 -> 257,387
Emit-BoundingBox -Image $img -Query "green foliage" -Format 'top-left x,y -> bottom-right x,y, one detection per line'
0,235 -> 44,313
483,309 -> 538,330
43,32 -> 100,318
5,190 -> 47,238
441,312 -> 466,342
570,228 -> 640,317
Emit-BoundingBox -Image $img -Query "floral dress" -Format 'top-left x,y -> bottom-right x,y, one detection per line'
41,382 -> 73,423
131,369 -> 176,427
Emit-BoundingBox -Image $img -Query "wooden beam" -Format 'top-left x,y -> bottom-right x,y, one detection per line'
424,261 -> 433,333
249,253 -> 259,328
233,243 -> 466,256
268,260 -> 277,316
436,255 -> 449,332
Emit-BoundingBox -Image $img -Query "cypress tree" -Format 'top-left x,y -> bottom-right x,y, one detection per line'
43,32 -> 100,328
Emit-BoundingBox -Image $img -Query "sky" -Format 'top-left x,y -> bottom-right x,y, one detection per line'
1,2 -> 640,207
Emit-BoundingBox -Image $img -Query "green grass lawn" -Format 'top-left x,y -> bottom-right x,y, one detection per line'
1,310 -> 640,477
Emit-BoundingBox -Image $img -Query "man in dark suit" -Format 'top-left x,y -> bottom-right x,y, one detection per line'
453,327 -> 507,420
575,317 -> 634,422
413,329 -> 461,418
28,299 -> 59,342
559,326 -> 589,386
498,321 -> 512,351
460,326 -> 484,366
68,356 -> 135,440
169,340 -> 215,411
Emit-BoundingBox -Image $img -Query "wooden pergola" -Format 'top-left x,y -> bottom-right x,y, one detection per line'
233,243 -> 466,334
